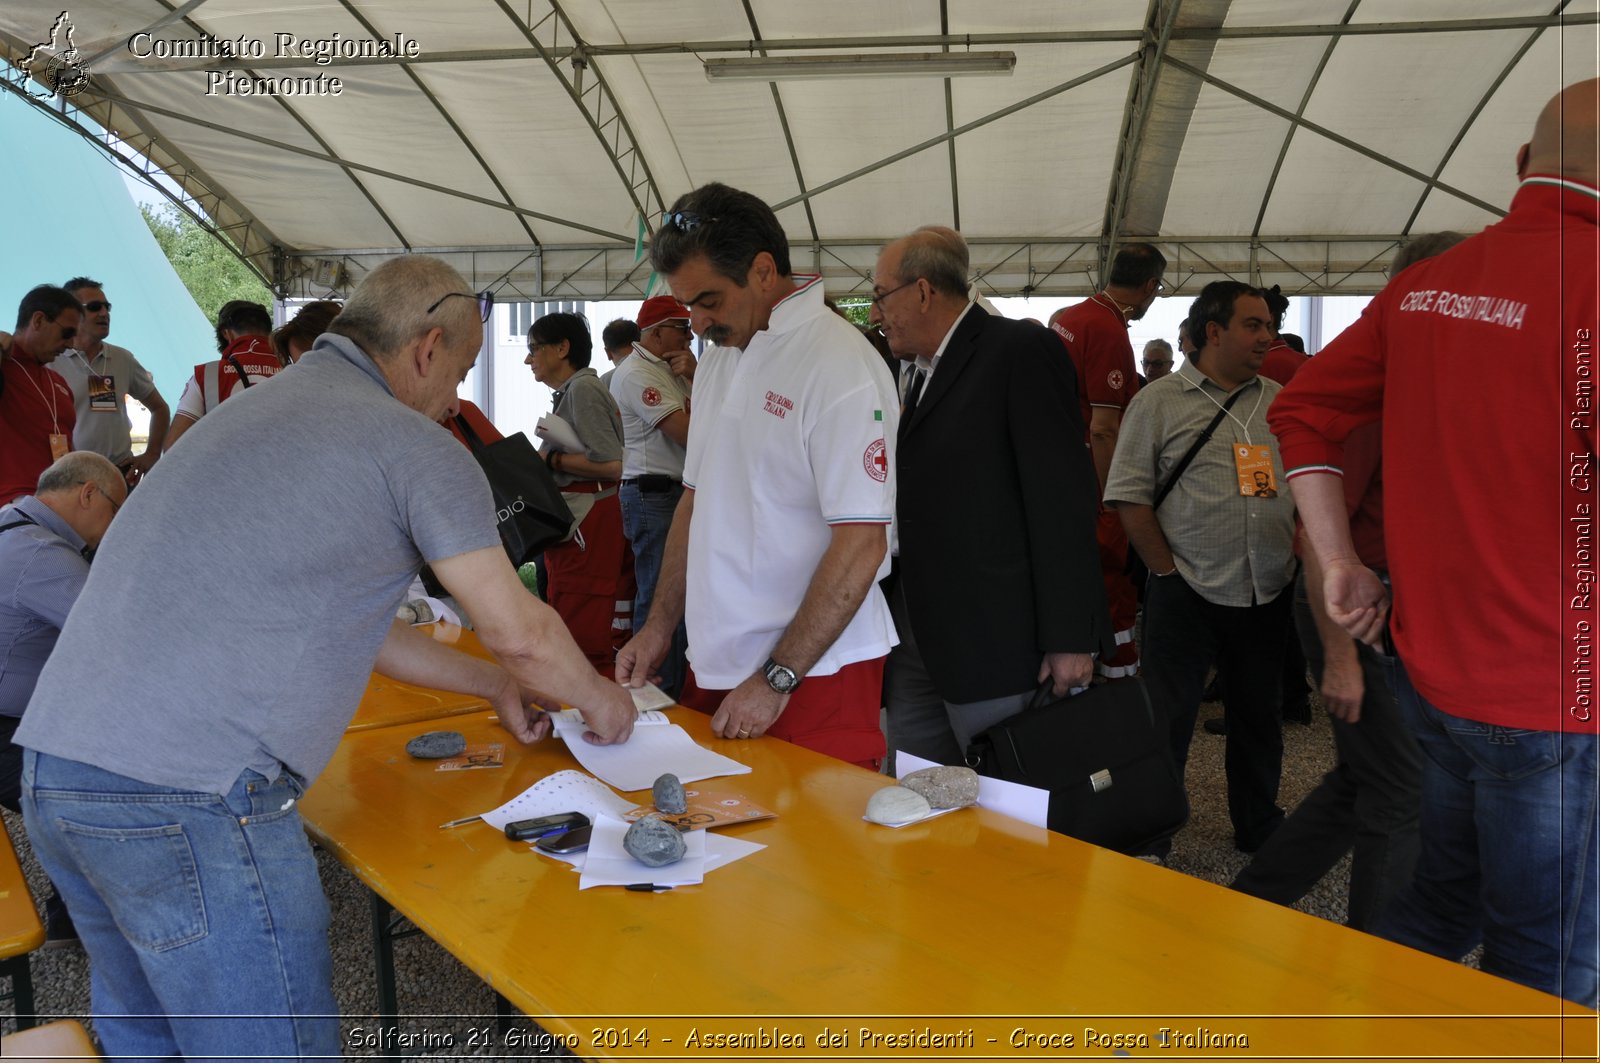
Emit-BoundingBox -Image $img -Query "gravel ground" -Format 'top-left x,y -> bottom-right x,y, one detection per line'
2,696 -> 1354,1056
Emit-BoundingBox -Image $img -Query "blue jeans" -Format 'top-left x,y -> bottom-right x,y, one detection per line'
21,750 -> 339,1057
620,480 -> 688,698
1372,664 -> 1599,1007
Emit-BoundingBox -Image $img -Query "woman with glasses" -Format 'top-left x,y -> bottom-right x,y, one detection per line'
525,312 -> 635,675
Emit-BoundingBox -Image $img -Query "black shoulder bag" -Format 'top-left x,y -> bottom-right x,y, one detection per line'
452,414 -> 574,566
1152,386 -> 1247,508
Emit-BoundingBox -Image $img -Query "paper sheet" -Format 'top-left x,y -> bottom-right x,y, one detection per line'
626,682 -> 677,712
477,770 -> 635,832
895,751 -> 1049,829
578,813 -> 706,888
550,718 -> 751,791
534,414 -> 584,454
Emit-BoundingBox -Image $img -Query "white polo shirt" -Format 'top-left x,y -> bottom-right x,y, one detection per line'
610,342 -> 691,479
682,274 -> 899,687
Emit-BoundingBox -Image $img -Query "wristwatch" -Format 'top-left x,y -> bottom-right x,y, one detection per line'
761,657 -> 802,694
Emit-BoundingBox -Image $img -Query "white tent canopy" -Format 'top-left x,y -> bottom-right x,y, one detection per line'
4,0 -> 1597,302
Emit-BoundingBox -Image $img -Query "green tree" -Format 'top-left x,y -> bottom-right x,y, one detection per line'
140,204 -> 273,323
835,298 -> 872,328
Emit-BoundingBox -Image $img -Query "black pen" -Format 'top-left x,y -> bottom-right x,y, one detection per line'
625,883 -> 672,892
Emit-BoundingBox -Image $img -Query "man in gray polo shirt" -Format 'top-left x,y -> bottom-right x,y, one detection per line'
53,277 -> 171,483
17,256 -> 635,1059
1106,280 -> 1298,854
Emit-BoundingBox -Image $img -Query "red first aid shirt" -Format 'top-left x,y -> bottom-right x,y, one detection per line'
1050,293 -> 1140,443
0,344 -> 76,504
1270,176 -> 1599,733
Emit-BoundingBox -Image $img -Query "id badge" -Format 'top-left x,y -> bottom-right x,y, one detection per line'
1233,443 -> 1278,498
49,433 -> 69,461
88,373 -> 117,411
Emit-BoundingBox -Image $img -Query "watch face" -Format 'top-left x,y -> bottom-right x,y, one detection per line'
765,661 -> 800,693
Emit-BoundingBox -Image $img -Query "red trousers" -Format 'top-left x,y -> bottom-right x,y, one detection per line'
680,657 -> 887,770
1098,506 -> 1140,677
543,491 -> 635,677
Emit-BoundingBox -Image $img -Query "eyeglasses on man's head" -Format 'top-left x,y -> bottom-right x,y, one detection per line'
426,290 -> 495,324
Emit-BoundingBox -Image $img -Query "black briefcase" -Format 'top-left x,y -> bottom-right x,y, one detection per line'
965,677 -> 1188,855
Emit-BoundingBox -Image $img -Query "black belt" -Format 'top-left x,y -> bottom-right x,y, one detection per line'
621,475 -> 682,493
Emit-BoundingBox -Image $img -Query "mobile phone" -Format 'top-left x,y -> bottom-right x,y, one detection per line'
534,825 -> 593,854
505,812 -> 589,841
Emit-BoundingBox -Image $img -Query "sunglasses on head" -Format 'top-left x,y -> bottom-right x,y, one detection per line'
662,211 -> 718,232
82,300 -> 111,313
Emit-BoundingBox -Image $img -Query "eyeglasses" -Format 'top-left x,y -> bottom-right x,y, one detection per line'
426,290 -> 495,324
82,301 -> 111,313
662,211 -> 718,232
868,280 -> 917,308
1154,280 -> 1168,295
93,483 -> 121,513
650,321 -> 691,334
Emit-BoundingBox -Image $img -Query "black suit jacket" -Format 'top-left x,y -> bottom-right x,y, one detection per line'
895,305 -> 1111,703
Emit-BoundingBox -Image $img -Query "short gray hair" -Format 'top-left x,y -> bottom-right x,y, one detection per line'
1143,338 -> 1174,358
329,256 -> 479,359
36,451 -> 122,497
894,226 -> 970,298
1392,231 -> 1469,275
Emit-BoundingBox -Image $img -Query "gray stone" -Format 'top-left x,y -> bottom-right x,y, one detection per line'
652,773 -> 688,815
865,786 -> 931,826
900,765 -> 980,809
624,815 -> 687,867
405,730 -> 466,759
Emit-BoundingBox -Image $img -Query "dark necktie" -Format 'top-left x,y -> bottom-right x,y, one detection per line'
902,367 -> 927,419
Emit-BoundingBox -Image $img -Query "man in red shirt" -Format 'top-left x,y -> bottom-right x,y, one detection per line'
1049,242 -> 1166,678
1258,285 -> 1310,386
165,300 -> 281,451
1269,79 -> 1599,1006
0,286 -> 82,503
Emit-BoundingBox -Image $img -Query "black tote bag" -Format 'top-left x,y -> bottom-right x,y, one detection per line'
453,414 -> 574,566
965,677 -> 1188,855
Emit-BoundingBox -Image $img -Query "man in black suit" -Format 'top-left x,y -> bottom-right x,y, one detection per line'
872,227 -> 1111,764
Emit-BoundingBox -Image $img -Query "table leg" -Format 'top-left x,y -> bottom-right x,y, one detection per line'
368,890 -> 399,1054
1,954 -> 35,1031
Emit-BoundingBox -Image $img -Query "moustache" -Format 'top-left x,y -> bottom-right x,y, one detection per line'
703,324 -> 732,344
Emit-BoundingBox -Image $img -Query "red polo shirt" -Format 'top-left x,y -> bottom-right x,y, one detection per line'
444,399 -> 504,448
0,342 -> 77,503
1050,293 -> 1140,455
1269,175 -> 1599,733
1260,338 -> 1309,385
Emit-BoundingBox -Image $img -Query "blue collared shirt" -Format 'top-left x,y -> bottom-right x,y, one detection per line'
0,495 -> 89,718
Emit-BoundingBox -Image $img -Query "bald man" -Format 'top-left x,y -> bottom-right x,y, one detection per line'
1269,78 -> 1599,1006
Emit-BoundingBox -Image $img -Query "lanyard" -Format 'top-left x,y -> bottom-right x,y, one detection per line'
1188,376 -> 1264,446
17,359 -> 61,434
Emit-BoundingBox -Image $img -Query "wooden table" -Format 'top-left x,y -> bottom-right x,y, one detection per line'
0,824 -> 43,1031
301,712 -> 1595,1060
345,624 -> 496,733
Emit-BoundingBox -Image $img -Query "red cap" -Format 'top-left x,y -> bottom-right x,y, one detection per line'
637,295 -> 690,331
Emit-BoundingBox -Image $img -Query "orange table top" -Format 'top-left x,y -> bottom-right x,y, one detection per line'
346,623 -> 496,733
301,711 -> 1595,1060
0,824 -> 44,960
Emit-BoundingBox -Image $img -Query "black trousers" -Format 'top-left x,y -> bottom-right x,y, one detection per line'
1231,573 -> 1423,928
1142,572 -> 1291,849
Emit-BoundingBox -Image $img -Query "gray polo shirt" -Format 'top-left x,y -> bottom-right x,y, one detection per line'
54,343 -> 158,465
548,367 -> 623,489
18,333 -> 500,793
1104,359 -> 1297,607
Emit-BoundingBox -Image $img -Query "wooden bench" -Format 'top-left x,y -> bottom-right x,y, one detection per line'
1,1019 -> 99,1059
0,823 -> 44,1031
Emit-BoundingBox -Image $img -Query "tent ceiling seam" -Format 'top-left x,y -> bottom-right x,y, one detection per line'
1249,0 -> 1362,252
333,0 -> 541,250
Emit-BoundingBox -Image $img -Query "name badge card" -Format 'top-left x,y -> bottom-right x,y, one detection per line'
49,433 -> 69,461
88,373 -> 117,412
1233,444 -> 1279,498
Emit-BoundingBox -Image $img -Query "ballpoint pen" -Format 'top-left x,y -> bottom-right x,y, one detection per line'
438,814 -> 483,829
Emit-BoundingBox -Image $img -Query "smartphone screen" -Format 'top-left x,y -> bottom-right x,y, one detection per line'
535,825 -> 593,854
